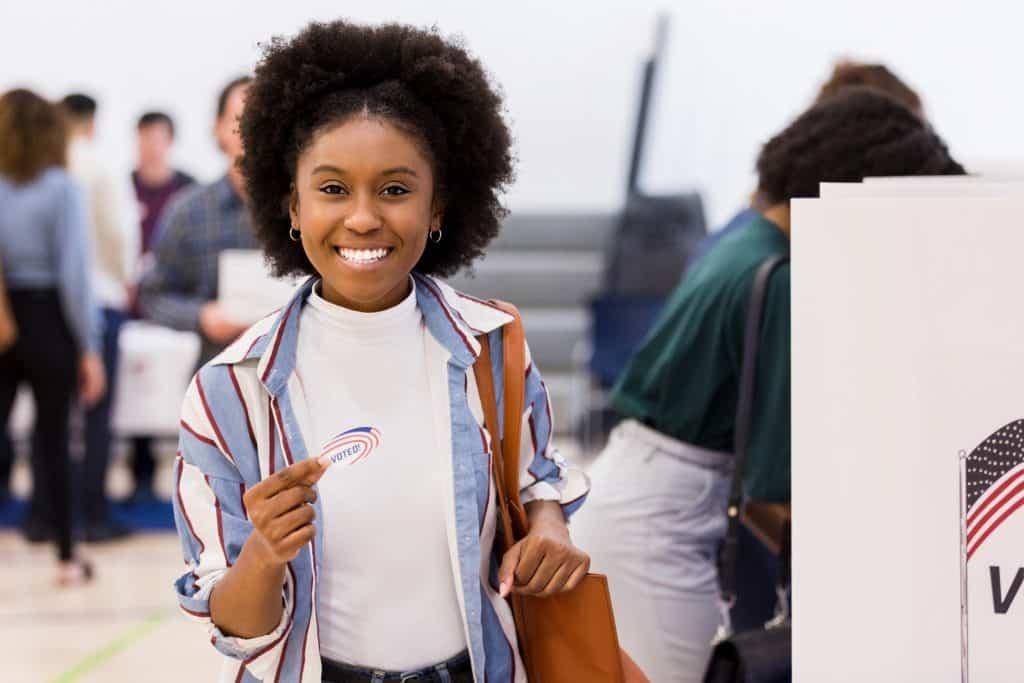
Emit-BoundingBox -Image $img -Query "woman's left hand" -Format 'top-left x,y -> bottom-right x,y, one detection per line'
498,500 -> 590,598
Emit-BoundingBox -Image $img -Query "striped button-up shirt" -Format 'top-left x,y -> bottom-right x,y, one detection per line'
172,273 -> 590,682
139,174 -> 259,366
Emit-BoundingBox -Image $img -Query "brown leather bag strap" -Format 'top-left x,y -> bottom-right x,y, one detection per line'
473,300 -> 530,544
474,335 -> 518,554
492,301 -> 528,533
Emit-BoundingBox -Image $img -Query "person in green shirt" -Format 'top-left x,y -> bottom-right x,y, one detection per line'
571,88 -> 964,683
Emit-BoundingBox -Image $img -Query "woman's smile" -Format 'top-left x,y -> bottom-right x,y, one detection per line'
333,245 -> 394,269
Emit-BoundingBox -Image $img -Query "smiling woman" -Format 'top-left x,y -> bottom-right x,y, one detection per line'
289,117 -> 440,312
169,19 -> 592,683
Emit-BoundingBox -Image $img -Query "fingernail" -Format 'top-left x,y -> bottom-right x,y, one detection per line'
499,579 -> 511,598
318,454 -> 333,468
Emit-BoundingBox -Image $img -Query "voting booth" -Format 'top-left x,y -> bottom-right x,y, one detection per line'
792,178 -> 1024,682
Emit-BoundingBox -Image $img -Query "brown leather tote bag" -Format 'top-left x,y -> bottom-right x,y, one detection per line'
474,300 -> 648,683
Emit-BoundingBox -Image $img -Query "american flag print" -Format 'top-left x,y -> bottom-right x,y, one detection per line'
964,420 -> 1024,562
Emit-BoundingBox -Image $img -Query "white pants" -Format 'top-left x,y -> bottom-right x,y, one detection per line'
571,420 -> 731,683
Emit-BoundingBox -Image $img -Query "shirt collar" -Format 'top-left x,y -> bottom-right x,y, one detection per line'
247,273 -> 512,397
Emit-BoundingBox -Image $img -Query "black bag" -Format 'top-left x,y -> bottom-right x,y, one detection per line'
703,624 -> 791,683
704,255 -> 791,683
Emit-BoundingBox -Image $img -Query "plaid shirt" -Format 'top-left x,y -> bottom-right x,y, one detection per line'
139,175 -> 259,365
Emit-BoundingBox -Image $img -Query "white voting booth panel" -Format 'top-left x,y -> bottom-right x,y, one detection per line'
792,196 -> 1024,682
820,180 -> 1024,198
862,176 -> 1024,185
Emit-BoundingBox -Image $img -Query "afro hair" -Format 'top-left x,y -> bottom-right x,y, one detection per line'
756,87 -> 963,205
239,21 -> 515,278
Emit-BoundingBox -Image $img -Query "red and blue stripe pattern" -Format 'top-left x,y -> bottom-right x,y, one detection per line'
319,427 -> 382,467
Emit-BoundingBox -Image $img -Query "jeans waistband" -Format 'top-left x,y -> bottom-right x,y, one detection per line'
321,650 -> 471,683
618,419 -> 732,470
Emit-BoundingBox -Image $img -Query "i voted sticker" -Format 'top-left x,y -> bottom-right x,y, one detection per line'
318,427 -> 382,468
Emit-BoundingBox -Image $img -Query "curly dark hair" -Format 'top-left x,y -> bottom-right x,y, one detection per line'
756,87 -> 964,205
239,21 -> 515,278
0,89 -> 68,184
816,61 -> 922,115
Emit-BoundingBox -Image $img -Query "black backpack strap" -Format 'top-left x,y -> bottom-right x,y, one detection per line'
718,254 -> 790,606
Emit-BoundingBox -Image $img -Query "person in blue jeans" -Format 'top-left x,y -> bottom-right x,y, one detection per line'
62,93 -> 140,542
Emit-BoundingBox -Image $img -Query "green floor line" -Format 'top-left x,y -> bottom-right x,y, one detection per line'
51,610 -> 169,683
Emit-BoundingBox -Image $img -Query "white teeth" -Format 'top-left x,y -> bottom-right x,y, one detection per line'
338,248 -> 389,263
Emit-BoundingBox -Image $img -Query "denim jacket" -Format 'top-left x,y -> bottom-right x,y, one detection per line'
171,273 -> 590,682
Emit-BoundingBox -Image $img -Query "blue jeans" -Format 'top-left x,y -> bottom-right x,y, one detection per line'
81,307 -> 125,526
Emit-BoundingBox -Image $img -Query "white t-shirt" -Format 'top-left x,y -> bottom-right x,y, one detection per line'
295,280 -> 467,669
68,137 -> 140,309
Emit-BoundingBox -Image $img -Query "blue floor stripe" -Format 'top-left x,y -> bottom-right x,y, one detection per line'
0,498 -> 176,531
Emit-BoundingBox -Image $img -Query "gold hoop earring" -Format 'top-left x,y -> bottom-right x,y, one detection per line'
429,228 -> 443,244
289,226 -> 301,242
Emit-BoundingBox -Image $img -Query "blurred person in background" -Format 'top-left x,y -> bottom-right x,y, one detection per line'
690,61 -> 926,265
571,89 -> 964,682
133,112 -> 196,258
0,89 -> 105,585
61,93 -> 140,542
129,111 -> 195,503
139,76 -> 258,370
683,59 -> 932,634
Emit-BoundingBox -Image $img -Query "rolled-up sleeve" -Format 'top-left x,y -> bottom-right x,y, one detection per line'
516,341 -> 590,519
171,378 -> 293,678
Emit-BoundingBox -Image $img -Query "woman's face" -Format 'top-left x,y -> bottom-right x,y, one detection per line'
290,115 -> 440,312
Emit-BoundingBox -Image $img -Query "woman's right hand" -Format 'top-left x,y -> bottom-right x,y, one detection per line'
243,458 -> 327,567
78,352 -> 106,407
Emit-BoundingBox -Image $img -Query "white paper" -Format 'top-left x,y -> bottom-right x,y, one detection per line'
217,249 -> 301,325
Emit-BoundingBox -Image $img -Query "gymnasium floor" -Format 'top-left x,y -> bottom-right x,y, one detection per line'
1,531 -> 221,682
4,441 -> 591,682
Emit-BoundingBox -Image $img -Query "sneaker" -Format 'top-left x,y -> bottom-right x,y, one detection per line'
57,559 -> 94,587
